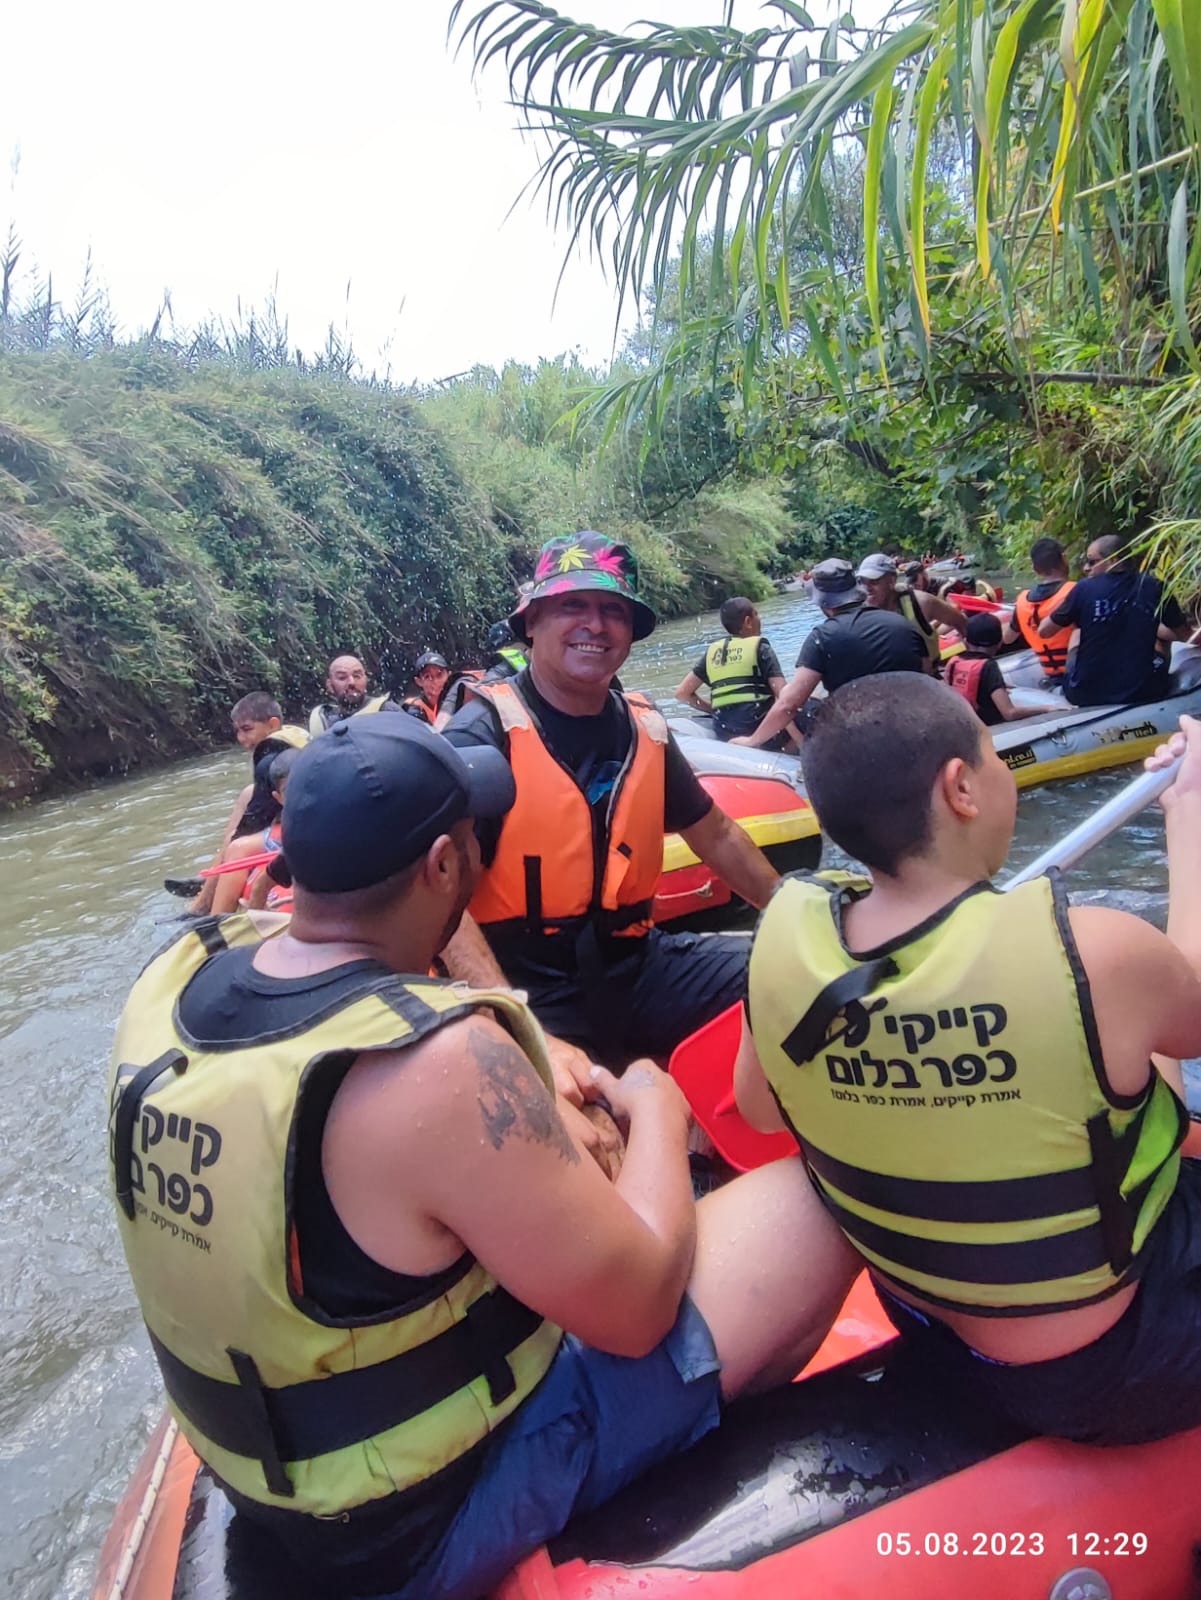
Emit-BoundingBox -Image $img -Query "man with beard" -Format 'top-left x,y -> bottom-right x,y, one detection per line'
308,653 -> 403,734
107,714 -> 856,1599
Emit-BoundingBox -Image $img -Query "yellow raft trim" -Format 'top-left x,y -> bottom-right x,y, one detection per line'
1008,731 -> 1165,790
662,805 -> 819,873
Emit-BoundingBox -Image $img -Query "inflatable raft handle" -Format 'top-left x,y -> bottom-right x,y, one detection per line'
1005,752 -> 1183,890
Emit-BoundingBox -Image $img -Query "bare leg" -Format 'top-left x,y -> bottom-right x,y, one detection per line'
687,1156 -> 859,1401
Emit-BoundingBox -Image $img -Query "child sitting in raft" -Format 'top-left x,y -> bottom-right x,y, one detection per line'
210,748 -> 300,915
944,614 -> 1044,726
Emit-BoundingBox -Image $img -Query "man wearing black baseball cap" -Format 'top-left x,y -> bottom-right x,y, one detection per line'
106,712 -> 856,1600
732,557 -> 928,748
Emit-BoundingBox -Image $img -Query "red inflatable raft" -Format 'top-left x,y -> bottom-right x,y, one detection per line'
655,769 -> 819,925
95,1008 -> 1201,1600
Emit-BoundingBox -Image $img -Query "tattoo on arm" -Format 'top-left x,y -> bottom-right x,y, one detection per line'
472,1029 -> 580,1165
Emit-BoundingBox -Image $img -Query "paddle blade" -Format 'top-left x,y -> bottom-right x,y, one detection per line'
669,1003 -> 798,1172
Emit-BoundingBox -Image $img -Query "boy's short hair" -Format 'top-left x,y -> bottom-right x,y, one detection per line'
965,613 -> 1002,648
231,691 -> 283,725
719,596 -> 756,634
800,675 -> 984,876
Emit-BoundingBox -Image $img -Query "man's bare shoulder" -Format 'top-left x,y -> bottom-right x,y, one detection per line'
336,1011 -> 579,1168
1067,903 -> 1167,972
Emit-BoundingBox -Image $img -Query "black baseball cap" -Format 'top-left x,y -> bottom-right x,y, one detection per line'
282,714 -> 515,893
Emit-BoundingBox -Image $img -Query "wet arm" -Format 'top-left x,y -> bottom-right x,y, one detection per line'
989,686 -> 1044,722
679,805 -> 780,911
919,591 -> 967,633
735,667 -> 821,747
674,670 -> 711,713
733,1012 -> 789,1133
441,910 -> 598,1107
412,1023 -> 696,1354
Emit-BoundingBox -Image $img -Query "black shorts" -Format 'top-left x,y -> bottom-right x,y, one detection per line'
500,927 -> 750,1068
878,1158 -> 1201,1446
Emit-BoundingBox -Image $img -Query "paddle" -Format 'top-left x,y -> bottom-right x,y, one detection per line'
198,849 -> 278,879
670,747 -> 1186,1170
1003,751 -> 1183,888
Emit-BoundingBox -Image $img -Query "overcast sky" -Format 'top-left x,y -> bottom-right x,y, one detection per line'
2,0 -> 883,384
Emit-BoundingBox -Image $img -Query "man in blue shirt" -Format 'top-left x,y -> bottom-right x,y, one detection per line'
1043,536 -> 1190,707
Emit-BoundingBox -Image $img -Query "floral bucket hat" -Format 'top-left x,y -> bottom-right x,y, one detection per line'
509,531 -> 658,642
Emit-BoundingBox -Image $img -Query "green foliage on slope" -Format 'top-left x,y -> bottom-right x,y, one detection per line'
0,347 -> 508,796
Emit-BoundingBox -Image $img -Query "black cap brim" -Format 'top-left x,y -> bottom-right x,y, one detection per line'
456,743 -> 516,820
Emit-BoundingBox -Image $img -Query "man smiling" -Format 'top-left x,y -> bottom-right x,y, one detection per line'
443,531 -> 780,1067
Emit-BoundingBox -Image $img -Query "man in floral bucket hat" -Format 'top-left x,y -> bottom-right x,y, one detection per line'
443,531 -> 782,1074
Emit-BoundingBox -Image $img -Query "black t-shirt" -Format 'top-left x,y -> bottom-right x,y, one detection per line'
797,604 -> 927,690
1052,571 -> 1184,706
444,669 -> 712,834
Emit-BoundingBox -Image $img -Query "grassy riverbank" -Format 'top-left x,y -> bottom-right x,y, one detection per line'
0,348 -> 522,799
1,340 -> 915,802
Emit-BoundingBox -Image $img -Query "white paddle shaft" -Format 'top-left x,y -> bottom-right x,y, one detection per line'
1004,754 -> 1183,890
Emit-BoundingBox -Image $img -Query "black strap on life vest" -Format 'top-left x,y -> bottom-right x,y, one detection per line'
780,959 -> 898,1068
112,1050 -> 189,1220
512,855 -> 652,945
148,1286 -> 545,1495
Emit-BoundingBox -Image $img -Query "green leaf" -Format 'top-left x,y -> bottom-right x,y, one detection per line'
1168,173 -> 1201,372
864,78 -> 895,381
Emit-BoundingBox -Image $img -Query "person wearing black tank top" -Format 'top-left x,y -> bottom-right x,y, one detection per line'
117,714 -> 856,1600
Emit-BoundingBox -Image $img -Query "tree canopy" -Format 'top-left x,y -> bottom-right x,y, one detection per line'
455,0 -> 1201,571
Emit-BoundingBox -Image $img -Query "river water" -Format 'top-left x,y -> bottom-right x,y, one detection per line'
0,589 -> 1188,1599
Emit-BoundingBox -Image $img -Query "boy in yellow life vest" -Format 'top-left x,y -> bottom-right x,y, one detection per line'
673,596 -> 790,745
735,672 -> 1201,1446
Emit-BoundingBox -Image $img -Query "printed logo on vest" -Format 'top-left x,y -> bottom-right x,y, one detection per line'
113,1084 -> 223,1248
823,1002 -> 1019,1110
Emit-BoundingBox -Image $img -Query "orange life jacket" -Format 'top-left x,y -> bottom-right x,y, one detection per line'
468,678 -> 667,941
1015,580 -> 1075,678
944,653 -> 988,715
400,693 -> 435,725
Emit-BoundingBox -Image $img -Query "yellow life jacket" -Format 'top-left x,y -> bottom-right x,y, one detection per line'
107,913 -> 562,1517
703,635 -> 772,710
749,875 -> 1185,1316
307,696 -> 388,737
897,588 -> 941,664
255,724 -> 310,756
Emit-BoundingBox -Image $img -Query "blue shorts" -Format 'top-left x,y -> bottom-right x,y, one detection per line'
393,1296 -> 723,1600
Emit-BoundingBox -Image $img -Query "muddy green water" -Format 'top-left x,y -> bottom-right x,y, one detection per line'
0,590 -> 1185,1599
